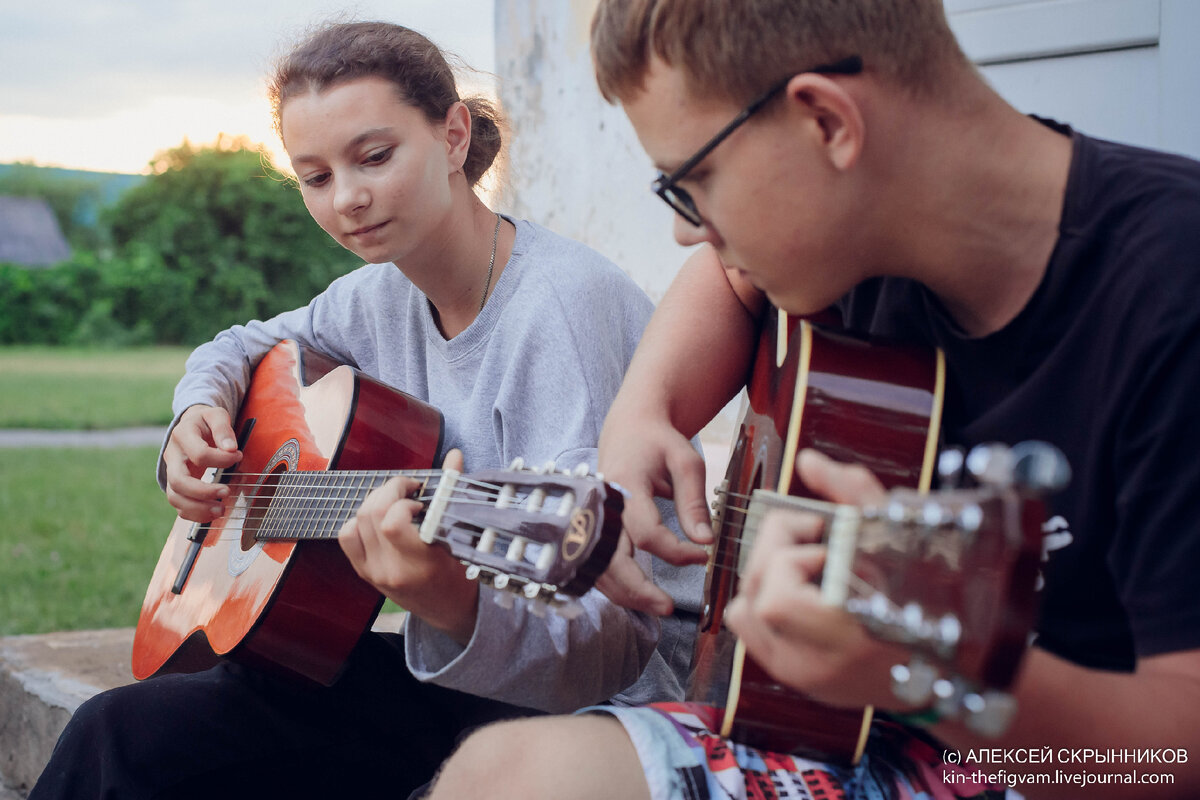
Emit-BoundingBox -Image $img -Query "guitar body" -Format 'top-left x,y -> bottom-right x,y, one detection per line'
687,308 -> 945,762
131,340 -> 444,686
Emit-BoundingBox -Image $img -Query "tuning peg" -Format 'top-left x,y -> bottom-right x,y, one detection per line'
885,498 -> 914,526
931,676 -> 964,718
1010,441 -> 1071,495
955,503 -> 984,534
919,500 -> 951,528
934,613 -> 963,655
965,443 -> 1015,488
937,446 -> 967,489
571,463 -> 590,476
890,658 -> 938,706
963,690 -> 1018,737
508,457 -> 526,471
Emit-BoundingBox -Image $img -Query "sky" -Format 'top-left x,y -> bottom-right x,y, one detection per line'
0,0 -> 496,174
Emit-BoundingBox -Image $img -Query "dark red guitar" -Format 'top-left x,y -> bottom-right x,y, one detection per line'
132,340 -> 623,686
686,308 -> 1059,763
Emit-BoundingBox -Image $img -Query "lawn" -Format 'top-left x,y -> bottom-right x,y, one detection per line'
0,346 -> 190,429
0,345 -> 402,636
0,446 -> 175,636
0,346 -> 188,634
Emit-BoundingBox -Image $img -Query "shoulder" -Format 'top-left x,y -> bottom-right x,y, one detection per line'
1062,134 -> 1200,310
1066,133 -> 1200,239
507,218 -> 654,317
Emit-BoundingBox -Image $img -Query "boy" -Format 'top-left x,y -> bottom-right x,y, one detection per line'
425,1 -> 1200,797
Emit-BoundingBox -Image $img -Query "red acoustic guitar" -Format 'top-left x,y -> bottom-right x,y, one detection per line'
687,309 -> 1061,763
132,340 -> 622,686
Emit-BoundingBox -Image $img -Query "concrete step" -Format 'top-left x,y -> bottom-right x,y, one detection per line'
0,613 -> 407,798
0,627 -> 133,798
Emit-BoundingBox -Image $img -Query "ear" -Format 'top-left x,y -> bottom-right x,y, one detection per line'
784,74 -> 865,172
443,100 -> 472,175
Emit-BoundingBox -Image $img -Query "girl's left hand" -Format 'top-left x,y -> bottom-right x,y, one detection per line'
338,449 -> 479,645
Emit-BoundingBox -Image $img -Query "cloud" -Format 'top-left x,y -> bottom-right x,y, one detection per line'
0,0 -> 495,120
0,0 -> 495,170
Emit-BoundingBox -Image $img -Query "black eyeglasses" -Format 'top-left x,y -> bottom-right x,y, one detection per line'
652,55 -> 863,227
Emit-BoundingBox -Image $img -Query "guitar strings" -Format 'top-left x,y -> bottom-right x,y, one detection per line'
188,471 -> 583,549
691,489 -> 849,581
200,500 -> 561,554
193,473 -> 840,574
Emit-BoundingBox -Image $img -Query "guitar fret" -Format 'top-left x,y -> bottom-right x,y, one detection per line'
323,472 -> 354,541
258,477 -> 283,540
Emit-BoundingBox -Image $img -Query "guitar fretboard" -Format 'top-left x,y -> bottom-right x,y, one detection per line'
250,470 -> 440,541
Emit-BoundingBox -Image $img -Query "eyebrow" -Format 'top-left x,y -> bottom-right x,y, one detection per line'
289,127 -> 397,165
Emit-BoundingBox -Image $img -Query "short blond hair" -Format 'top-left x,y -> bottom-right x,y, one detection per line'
591,0 -> 969,106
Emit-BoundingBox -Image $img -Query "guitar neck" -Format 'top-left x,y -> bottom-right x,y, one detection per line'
251,468 -> 445,542
740,490 -> 862,607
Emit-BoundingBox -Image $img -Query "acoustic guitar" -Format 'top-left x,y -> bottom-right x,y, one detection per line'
687,308 -> 1063,763
132,340 -> 622,686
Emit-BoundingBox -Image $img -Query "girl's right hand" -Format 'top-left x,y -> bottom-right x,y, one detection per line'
163,404 -> 242,522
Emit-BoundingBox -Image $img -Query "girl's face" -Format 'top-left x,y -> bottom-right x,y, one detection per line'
281,76 -> 462,265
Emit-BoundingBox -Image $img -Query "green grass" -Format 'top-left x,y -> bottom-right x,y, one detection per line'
0,346 -> 190,429
0,446 -> 177,635
0,346 -> 186,634
0,345 -> 405,636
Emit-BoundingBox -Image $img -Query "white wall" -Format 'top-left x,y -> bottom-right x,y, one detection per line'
494,0 -> 1200,289
491,0 -> 1200,471
493,0 -> 685,302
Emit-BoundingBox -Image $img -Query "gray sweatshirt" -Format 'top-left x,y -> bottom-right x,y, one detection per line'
159,217 -> 702,712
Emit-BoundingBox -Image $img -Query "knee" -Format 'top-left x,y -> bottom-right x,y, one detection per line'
426,718 -> 550,798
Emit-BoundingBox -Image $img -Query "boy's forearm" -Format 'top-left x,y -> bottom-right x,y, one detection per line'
613,246 -> 763,438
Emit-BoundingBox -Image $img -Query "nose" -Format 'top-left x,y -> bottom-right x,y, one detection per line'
673,213 -> 717,248
333,175 -> 370,216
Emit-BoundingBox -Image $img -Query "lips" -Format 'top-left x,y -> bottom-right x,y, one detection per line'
348,221 -> 388,237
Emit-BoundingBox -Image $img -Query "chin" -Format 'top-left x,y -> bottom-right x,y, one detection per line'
764,289 -> 823,317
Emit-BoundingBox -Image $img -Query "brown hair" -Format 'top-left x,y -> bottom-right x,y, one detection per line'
269,21 -> 502,186
591,0 -> 969,106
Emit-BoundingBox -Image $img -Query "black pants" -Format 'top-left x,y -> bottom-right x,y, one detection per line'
30,632 -> 541,800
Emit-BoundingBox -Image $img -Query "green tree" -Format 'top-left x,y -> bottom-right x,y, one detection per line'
104,135 -> 356,343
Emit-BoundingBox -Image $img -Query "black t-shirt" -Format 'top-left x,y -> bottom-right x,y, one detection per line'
837,123 -> 1200,672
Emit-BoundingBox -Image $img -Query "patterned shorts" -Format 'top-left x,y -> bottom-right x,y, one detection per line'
583,701 -> 1012,800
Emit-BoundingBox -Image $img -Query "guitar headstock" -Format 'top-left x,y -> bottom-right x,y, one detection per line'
844,441 -> 1069,734
746,441 -> 1068,735
417,460 -> 624,611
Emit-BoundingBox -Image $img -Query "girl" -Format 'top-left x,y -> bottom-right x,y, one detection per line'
31,21 -> 698,799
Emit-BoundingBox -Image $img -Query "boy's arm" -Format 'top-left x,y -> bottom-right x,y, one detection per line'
596,245 -> 765,614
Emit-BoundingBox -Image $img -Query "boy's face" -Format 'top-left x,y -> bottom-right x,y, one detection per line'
622,58 -> 867,315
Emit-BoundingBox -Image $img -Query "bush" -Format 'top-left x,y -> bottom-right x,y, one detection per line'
0,137 -> 357,345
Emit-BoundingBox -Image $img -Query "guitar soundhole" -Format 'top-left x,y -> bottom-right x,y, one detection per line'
241,467 -> 286,551
239,438 -> 300,550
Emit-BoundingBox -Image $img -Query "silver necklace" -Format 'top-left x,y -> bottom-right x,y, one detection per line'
479,213 -> 501,313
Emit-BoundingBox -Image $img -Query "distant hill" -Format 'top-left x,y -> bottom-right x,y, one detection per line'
0,163 -> 144,206
0,163 -> 145,230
